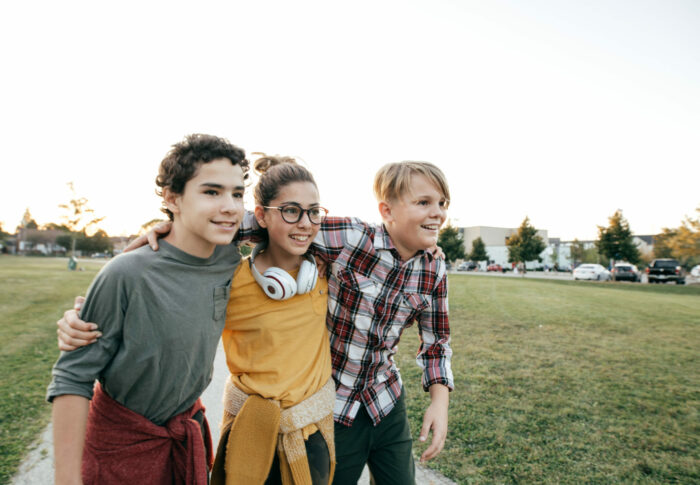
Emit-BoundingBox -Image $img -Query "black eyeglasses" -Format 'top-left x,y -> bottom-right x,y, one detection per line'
264,204 -> 329,225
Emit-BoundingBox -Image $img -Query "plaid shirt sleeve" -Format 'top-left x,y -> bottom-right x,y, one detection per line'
233,210 -> 265,245
415,269 -> 454,391
309,216 -> 363,262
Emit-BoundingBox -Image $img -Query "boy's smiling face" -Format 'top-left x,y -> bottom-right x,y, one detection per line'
380,173 -> 448,261
164,157 -> 246,258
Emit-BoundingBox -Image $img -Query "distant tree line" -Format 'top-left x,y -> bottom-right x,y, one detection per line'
437,206 -> 699,270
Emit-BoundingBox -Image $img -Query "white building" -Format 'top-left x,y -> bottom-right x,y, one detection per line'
459,226 -> 656,270
459,226 -> 549,269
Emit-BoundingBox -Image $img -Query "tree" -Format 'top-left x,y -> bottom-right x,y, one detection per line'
55,234 -> 74,251
596,210 -> 640,264
59,182 -> 105,234
653,228 -> 676,259
140,218 -> 167,235
670,208 -> 700,267
438,224 -> 465,262
468,237 -> 489,263
569,239 -> 585,268
20,208 -> 39,229
549,245 -> 560,268
506,217 -> 546,268
42,222 -> 72,232
59,182 -> 105,255
76,229 -> 113,254
656,207 -> 700,267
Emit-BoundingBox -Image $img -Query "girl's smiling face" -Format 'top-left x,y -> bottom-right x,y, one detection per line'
256,181 -> 321,268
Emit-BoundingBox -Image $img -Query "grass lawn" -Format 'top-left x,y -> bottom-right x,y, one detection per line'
399,274 -> 700,484
2,257 -> 699,484
0,256 -> 104,485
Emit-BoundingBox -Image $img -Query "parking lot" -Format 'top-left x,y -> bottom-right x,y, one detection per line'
450,268 -> 700,284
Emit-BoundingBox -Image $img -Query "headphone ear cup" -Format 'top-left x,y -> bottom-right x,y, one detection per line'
260,267 -> 298,300
296,258 -> 318,294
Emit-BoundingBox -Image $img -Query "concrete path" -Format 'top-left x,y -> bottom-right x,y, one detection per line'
12,343 -> 455,484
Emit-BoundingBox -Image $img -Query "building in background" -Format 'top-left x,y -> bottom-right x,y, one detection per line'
459,226 -> 549,270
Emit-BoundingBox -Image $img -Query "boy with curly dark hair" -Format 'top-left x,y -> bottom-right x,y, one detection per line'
47,134 -> 248,485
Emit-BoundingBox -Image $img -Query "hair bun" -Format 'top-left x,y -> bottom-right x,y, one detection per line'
253,153 -> 297,175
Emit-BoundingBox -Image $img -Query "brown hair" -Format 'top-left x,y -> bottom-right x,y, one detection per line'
253,154 -> 317,206
373,161 -> 450,205
156,134 -> 249,220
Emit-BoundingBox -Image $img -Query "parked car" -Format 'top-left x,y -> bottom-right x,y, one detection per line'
486,263 -> 503,272
690,264 -> 700,278
611,263 -> 640,282
457,261 -> 477,271
646,259 -> 685,284
573,264 -> 611,281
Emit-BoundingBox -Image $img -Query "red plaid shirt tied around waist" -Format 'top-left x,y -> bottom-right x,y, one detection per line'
311,217 -> 453,427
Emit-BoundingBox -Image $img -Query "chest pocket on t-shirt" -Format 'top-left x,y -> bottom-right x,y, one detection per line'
213,283 -> 232,321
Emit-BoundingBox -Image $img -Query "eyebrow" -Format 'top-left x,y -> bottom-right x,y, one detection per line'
200,183 -> 245,191
279,201 -> 321,206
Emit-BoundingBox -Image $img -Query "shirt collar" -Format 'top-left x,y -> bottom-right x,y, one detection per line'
374,223 -> 433,262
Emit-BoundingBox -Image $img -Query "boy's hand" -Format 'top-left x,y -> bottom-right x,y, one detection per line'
419,384 -> 449,462
57,297 -> 101,351
429,245 -> 445,260
124,221 -> 172,252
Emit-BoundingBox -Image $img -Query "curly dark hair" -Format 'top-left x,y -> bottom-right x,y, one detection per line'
156,134 -> 249,220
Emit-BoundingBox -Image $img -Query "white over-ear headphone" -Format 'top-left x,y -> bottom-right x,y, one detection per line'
249,242 -> 319,300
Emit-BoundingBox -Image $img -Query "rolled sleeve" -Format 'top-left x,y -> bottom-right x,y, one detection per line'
416,274 -> 453,391
46,265 -> 126,402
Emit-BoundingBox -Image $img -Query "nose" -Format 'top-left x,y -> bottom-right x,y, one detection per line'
221,194 -> 243,214
297,211 -> 313,227
430,202 -> 445,218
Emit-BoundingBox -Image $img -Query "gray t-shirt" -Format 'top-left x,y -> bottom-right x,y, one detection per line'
47,240 -> 240,425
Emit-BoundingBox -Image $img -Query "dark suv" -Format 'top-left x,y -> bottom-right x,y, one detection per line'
646,259 -> 686,285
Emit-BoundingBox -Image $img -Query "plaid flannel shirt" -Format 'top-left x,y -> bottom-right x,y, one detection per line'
311,217 -> 453,426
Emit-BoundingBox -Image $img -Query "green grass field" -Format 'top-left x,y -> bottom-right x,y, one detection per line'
400,274 -> 700,484
0,256 -> 104,484
1,256 -> 699,484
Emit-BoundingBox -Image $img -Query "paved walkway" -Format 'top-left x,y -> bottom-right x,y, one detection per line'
12,343 -> 455,485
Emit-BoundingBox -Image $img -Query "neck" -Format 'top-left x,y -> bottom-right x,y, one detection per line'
163,225 -> 216,259
255,246 -> 304,273
383,223 -> 417,262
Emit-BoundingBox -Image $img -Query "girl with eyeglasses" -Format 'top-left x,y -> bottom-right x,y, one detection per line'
209,155 -> 335,484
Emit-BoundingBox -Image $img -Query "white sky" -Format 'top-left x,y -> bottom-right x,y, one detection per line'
1,0 -> 698,241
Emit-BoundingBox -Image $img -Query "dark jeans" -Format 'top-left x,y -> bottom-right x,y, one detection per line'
265,430 -> 331,485
332,391 -> 415,485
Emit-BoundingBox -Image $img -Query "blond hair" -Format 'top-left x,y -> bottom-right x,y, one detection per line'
373,161 -> 450,203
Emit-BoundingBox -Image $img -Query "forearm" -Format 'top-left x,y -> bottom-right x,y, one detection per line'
429,383 -> 450,408
53,394 -> 89,485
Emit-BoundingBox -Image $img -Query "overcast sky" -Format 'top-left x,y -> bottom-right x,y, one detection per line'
1,0 -> 698,241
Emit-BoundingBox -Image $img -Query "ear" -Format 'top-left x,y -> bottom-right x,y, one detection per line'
378,200 -> 394,223
254,205 -> 268,228
163,188 -> 181,216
